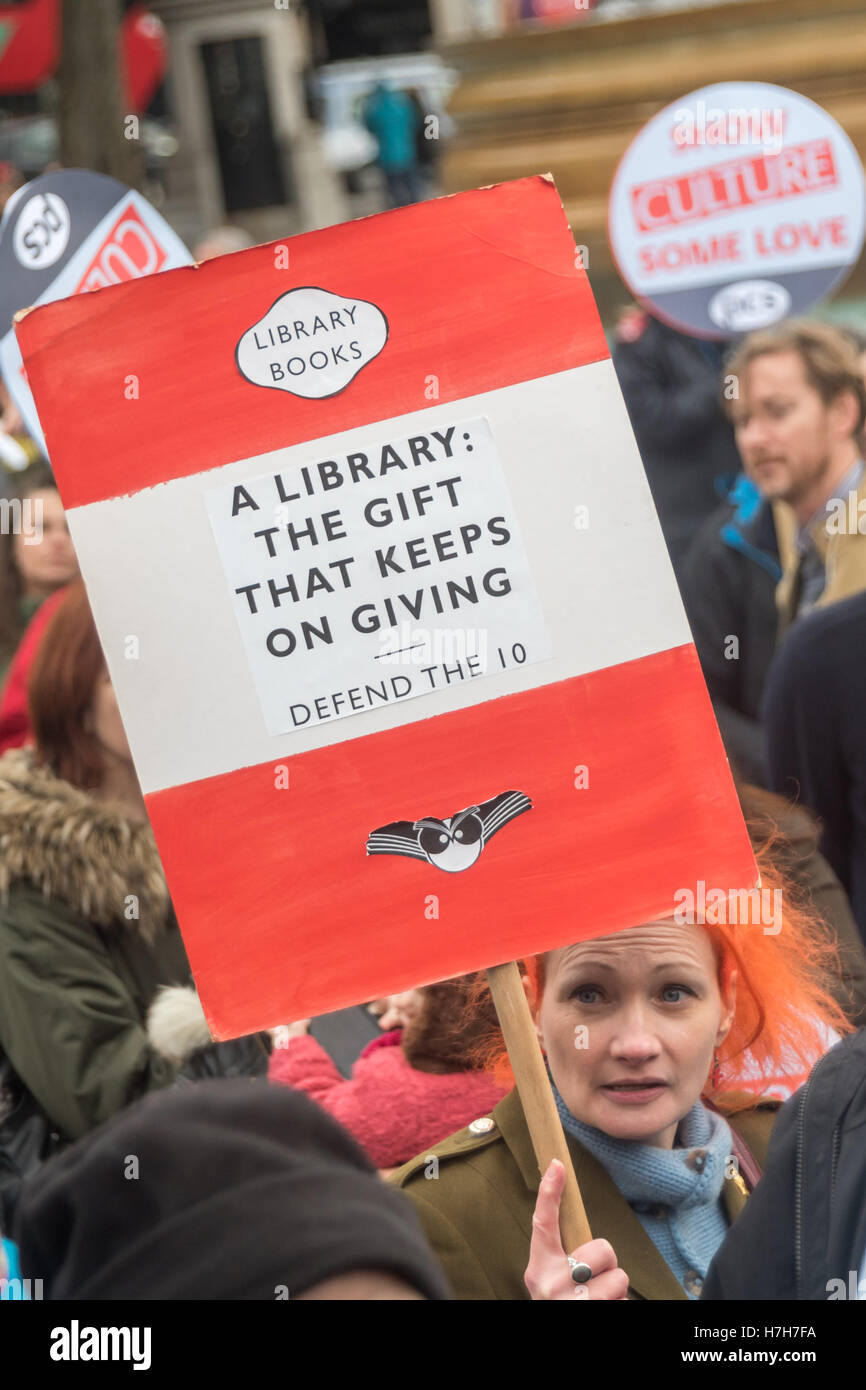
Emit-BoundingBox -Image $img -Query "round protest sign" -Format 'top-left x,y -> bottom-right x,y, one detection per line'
608,81 -> 866,338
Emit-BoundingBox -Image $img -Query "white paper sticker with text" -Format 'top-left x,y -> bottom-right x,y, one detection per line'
205,416 -> 553,735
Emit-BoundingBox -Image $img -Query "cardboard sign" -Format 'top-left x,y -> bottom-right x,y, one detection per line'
608,82 -> 866,338
0,169 -> 191,450
16,176 -> 756,1038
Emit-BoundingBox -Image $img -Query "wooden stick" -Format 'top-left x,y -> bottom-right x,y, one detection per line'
486,960 -> 592,1252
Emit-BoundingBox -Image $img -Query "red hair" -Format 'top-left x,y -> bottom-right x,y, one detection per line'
28,580 -> 107,790
468,844 -> 852,1105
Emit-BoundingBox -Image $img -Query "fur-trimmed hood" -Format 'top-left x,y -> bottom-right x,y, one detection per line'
0,746 -> 171,939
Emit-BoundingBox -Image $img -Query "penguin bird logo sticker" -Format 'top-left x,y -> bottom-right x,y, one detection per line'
366,790 -> 532,873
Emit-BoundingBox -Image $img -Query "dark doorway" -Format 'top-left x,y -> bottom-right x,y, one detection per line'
200,36 -> 288,212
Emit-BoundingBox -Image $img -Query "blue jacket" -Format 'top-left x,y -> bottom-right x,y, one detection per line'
1,1234 -> 28,1298
363,87 -> 419,172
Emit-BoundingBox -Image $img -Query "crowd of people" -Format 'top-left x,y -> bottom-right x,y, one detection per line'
1,310 -> 866,1303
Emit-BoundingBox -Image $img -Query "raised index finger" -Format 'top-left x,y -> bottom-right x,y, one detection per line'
529,1158 -> 569,1264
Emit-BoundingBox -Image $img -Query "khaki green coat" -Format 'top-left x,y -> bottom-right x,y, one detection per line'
391,1087 -> 779,1300
0,747 -> 191,1141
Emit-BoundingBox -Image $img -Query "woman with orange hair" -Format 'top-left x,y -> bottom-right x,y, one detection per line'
391,857 -> 850,1301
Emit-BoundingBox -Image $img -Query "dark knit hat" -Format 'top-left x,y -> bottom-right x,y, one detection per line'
13,1079 -> 450,1300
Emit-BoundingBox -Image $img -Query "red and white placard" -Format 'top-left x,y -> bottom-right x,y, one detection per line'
17,176 -> 756,1038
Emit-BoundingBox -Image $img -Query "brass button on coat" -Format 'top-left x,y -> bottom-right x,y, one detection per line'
468,1117 -> 495,1135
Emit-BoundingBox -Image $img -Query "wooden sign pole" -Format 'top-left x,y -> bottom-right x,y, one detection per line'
486,960 -> 592,1253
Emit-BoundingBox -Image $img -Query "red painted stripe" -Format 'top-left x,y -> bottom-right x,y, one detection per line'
16,177 -> 608,511
145,644 -> 754,1039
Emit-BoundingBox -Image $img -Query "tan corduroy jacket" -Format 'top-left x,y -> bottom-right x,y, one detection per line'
774,465 -> 866,631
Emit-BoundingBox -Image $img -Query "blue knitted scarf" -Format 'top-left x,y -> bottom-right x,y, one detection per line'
553,1084 -> 733,1298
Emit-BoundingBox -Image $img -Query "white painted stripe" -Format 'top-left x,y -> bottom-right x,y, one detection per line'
67,358 -> 691,795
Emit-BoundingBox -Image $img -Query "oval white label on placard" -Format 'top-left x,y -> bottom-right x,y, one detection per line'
236,286 -> 388,400
13,193 -> 71,269
708,280 -> 791,332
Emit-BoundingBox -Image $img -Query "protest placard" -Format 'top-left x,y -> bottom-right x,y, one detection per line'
16,175 -> 756,1050
0,168 -> 191,448
608,82 -> 866,337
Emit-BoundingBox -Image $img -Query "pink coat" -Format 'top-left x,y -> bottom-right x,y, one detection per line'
269,1029 -> 507,1169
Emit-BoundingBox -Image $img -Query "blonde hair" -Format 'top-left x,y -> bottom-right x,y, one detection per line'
724,319 -> 866,434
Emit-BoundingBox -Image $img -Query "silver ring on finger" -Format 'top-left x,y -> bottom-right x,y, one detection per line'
568,1257 -> 593,1284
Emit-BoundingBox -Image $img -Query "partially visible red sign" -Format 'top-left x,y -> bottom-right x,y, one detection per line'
74,202 -> 168,294
122,5 -> 168,113
0,0 -> 59,93
0,0 -> 166,108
